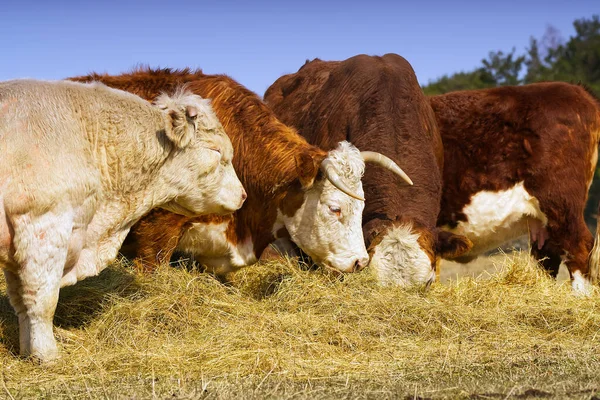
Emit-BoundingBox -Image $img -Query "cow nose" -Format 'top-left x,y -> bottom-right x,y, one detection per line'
353,258 -> 367,272
240,189 -> 247,204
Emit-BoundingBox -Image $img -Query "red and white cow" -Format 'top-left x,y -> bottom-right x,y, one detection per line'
265,54 -> 473,286
430,82 -> 600,294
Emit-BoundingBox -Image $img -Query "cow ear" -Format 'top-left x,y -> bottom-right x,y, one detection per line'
295,153 -> 320,189
436,230 -> 473,259
166,108 -> 195,149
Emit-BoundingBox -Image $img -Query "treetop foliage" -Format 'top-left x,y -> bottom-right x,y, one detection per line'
423,15 -> 600,96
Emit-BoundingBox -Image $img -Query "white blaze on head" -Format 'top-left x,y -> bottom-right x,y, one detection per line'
281,141 -> 369,273
369,224 -> 434,287
155,89 -> 246,217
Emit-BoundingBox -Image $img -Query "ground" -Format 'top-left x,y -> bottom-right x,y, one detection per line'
0,250 -> 599,399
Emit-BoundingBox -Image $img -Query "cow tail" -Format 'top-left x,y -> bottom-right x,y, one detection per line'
590,208 -> 600,283
589,108 -> 600,284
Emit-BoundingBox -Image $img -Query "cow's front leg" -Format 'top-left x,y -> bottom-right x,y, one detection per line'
61,226 -> 130,286
8,212 -> 72,361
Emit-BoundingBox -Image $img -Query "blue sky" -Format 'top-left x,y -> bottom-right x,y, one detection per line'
0,0 -> 597,96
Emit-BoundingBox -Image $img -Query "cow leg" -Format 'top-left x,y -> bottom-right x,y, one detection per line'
530,244 -> 562,278
260,238 -> 301,261
133,234 -> 181,273
562,226 -> 594,295
126,212 -> 188,273
546,217 -> 593,294
8,211 -> 72,361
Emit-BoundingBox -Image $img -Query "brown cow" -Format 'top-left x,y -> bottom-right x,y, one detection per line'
70,68 -> 410,276
265,54 -> 472,286
430,82 -> 600,294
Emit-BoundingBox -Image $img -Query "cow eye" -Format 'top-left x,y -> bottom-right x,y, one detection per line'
328,205 -> 341,216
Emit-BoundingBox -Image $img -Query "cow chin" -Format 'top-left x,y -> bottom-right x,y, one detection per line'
160,201 -> 199,218
320,257 -> 357,274
369,224 -> 434,287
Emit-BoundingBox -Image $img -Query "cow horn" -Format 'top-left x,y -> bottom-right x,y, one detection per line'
321,159 -> 365,201
360,151 -> 413,185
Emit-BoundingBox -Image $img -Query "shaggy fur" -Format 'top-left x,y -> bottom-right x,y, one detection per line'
0,79 -> 243,361
430,82 -> 600,293
370,224 -> 435,286
264,54 -> 472,286
70,68 -> 370,273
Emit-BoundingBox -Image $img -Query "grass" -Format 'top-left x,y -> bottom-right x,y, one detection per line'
1,252 -> 600,399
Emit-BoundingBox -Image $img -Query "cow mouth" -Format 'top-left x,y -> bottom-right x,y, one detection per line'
320,263 -> 344,277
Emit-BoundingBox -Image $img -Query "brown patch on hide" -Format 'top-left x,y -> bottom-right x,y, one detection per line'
295,152 -> 326,189
414,226 -> 437,268
280,182 -> 307,218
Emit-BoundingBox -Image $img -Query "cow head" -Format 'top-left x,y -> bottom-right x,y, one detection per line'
278,141 -> 370,273
156,89 -> 246,217
368,221 -> 472,287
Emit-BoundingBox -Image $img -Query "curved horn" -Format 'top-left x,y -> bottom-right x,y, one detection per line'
321,159 -> 365,201
360,151 -> 413,185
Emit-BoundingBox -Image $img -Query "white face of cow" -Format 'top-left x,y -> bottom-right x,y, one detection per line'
369,224 -> 435,287
280,142 -> 370,272
156,91 -> 246,217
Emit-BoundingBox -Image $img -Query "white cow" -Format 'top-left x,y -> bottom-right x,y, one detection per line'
0,79 -> 246,361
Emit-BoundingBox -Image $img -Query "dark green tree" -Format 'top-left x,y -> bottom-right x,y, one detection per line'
422,68 -> 496,96
481,48 -> 525,86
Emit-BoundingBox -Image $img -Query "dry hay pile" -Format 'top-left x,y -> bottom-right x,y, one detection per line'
1,253 -> 600,399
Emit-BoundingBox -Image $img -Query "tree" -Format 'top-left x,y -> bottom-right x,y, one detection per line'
422,68 -> 496,96
481,48 -> 525,86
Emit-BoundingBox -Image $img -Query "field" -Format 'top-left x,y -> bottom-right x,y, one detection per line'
1,251 -> 600,399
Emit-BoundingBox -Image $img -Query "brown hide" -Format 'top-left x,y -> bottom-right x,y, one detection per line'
430,82 -> 600,278
70,68 -> 327,268
265,54 -> 471,268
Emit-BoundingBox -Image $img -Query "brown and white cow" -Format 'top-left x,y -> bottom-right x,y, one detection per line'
70,68 -> 410,276
430,82 -> 600,294
0,79 -> 244,361
265,54 -> 472,286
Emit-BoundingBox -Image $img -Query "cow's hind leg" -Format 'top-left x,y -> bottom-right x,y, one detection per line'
122,209 -> 188,273
530,243 -> 562,278
8,211 -> 72,361
546,217 -> 593,294
563,224 -> 594,295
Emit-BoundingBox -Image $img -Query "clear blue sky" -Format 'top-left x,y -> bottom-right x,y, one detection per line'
0,0 -> 597,97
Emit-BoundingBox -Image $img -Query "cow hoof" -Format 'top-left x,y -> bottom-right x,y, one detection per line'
23,344 -> 59,363
571,271 -> 592,297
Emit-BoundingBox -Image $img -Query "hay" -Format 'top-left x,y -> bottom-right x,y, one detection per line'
1,252 -> 600,399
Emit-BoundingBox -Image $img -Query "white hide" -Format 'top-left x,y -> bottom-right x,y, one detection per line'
571,270 -> 592,297
0,79 -> 243,361
370,224 -> 434,287
278,141 -> 370,272
444,182 -> 548,256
